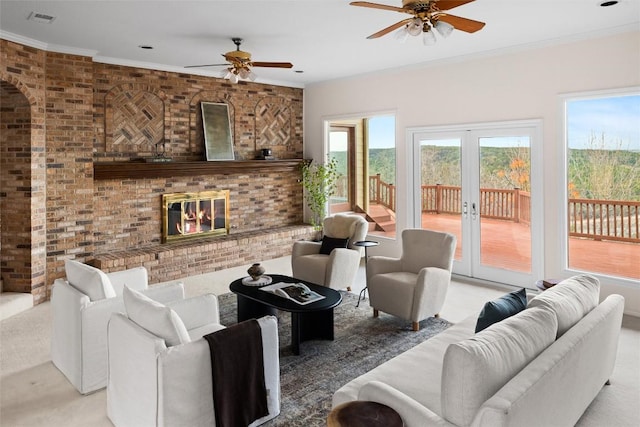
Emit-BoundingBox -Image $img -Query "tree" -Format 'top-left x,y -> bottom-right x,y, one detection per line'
419,145 -> 461,186
569,132 -> 640,201
369,148 -> 396,184
495,146 -> 531,192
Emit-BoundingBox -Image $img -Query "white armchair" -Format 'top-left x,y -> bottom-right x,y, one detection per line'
292,213 -> 368,290
107,289 -> 280,427
50,260 -> 185,394
367,229 -> 456,331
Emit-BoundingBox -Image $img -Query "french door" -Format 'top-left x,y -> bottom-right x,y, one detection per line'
411,121 -> 543,287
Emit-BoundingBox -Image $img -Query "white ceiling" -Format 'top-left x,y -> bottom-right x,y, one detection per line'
1,1 -> 638,88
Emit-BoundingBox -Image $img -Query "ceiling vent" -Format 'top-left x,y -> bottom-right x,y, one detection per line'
27,12 -> 56,24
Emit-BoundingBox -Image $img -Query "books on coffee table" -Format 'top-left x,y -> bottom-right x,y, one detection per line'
259,282 -> 325,305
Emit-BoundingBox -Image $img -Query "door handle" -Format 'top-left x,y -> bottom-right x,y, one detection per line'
471,202 -> 477,220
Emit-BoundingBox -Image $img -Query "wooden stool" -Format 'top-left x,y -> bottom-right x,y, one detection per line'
327,401 -> 403,427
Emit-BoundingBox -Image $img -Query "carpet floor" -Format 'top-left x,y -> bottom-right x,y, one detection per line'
217,292 -> 452,426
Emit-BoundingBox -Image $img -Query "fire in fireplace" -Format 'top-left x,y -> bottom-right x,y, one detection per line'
162,190 -> 230,243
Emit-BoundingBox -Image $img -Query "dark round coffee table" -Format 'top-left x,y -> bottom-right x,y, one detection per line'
327,401 -> 403,427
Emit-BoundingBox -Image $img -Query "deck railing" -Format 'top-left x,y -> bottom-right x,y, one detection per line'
367,176 -> 638,243
416,184 -> 533,224
568,198 -> 639,243
369,174 -> 395,211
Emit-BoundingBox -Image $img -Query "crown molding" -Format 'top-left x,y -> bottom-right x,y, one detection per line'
0,30 -> 47,50
1,30 -> 98,57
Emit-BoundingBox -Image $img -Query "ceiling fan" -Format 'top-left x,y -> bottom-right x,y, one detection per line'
185,38 -> 293,83
350,0 -> 485,45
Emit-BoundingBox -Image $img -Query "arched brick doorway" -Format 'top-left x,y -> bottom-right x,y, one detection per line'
0,77 -> 47,303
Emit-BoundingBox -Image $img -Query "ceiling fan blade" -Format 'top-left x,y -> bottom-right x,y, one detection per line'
435,0 -> 476,11
350,1 -> 410,14
367,18 -> 412,39
252,61 -> 293,68
437,14 -> 485,33
184,63 -> 229,68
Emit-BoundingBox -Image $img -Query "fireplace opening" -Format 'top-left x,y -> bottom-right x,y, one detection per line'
162,190 -> 230,243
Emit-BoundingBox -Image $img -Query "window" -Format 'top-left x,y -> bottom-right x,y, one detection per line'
564,90 -> 640,280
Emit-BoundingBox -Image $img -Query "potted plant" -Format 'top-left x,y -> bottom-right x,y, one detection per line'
300,157 -> 339,232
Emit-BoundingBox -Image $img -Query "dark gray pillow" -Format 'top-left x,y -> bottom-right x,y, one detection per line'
475,288 -> 527,333
319,236 -> 349,255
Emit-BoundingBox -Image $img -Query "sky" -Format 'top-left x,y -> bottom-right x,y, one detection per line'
368,115 -> 395,149
567,94 -> 640,151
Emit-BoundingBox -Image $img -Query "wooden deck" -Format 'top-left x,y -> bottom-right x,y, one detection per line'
368,212 -> 639,280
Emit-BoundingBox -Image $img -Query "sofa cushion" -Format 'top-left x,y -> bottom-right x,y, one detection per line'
475,288 -> 527,332
441,305 -> 557,427
123,286 -> 191,347
65,259 -> 116,301
528,274 -> 600,337
319,236 -> 350,255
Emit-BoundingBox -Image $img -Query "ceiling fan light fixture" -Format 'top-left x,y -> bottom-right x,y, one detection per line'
434,20 -> 454,38
407,17 -> 423,36
422,28 -> 437,45
229,73 -> 239,84
394,26 -> 410,43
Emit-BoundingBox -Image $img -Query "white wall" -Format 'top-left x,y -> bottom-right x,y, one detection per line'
304,31 -> 640,315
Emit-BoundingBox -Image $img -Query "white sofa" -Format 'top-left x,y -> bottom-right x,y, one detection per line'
333,275 -> 625,427
51,261 -> 185,394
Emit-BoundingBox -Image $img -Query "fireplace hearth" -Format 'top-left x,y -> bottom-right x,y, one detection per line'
162,190 -> 230,243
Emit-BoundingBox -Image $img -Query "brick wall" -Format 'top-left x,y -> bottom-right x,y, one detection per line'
1,38 -> 307,304
45,52 -> 96,294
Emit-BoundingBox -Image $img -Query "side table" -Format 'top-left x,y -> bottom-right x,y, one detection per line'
327,401 -> 403,427
535,278 -> 560,291
353,240 -> 379,307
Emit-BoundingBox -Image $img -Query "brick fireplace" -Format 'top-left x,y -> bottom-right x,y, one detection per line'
0,38 -> 314,303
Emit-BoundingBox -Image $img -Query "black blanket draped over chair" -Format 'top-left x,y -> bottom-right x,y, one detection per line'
204,319 -> 268,427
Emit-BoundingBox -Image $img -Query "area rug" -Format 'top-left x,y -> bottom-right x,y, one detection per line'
217,292 -> 452,426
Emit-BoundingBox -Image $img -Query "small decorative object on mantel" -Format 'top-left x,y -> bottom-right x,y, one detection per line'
256,148 -> 275,160
143,140 -> 173,163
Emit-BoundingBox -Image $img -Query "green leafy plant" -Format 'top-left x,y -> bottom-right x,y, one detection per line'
300,157 -> 339,230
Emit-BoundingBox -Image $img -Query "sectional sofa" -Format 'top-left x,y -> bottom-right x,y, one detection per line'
332,274 -> 625,427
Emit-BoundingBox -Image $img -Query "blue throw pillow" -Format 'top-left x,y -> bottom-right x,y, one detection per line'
319,236 -> 350,255
475,288 -> 527,333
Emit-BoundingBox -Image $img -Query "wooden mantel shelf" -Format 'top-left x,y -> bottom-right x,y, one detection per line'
93,159 -> 305,180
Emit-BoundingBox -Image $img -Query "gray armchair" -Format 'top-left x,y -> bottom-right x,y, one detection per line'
291,214 -> 368,290
367,229 -> 456,331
